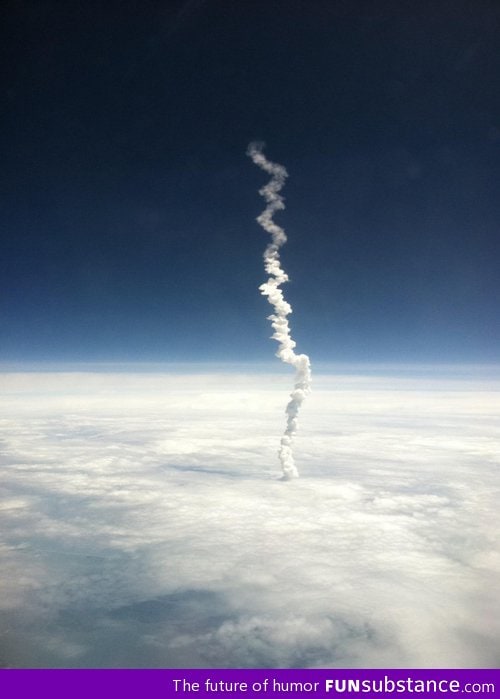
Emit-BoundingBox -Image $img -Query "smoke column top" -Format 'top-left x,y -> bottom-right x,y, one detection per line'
247,141 -> 311,480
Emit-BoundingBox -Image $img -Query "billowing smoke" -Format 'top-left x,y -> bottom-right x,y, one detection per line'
247,141 -> 312,480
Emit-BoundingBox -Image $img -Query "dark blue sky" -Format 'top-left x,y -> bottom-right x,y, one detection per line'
1,0 -> 499,363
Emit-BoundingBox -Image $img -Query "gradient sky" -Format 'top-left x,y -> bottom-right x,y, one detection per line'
2,0 -> 499,363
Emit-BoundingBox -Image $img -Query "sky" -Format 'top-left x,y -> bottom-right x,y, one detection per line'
1,368 -> 499,667
1,0 -> 500,364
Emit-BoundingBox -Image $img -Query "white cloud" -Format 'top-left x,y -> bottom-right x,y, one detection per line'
0,367 -> 499,667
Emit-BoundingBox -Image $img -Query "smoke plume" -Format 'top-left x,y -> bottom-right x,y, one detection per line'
247,141 -> 311,480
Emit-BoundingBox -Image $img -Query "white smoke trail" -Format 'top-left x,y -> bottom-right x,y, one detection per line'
247,141 -> 311,480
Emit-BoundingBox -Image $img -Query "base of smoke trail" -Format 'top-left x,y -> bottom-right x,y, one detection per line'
278,369 -> 310,480
278,435 -> 299,481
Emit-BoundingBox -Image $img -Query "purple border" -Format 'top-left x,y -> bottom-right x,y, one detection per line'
0,669 -> 499,698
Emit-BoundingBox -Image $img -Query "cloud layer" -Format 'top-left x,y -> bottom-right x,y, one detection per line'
0,367 -> 499,667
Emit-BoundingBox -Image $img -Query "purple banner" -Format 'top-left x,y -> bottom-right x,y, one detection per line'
0,669 -> 499,698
